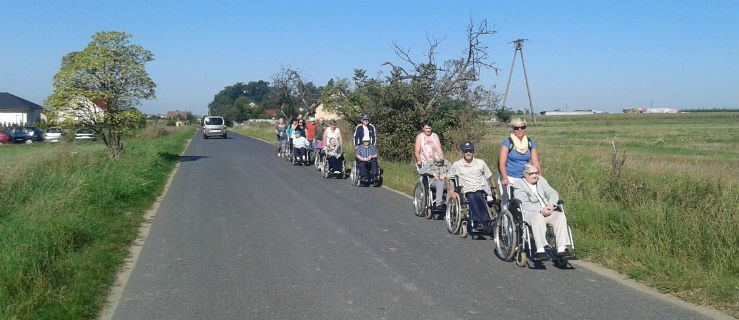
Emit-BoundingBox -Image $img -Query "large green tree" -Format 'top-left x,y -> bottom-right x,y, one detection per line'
208,81 -> 274,124
46,31 -> 155,159
321,19 -> 498,161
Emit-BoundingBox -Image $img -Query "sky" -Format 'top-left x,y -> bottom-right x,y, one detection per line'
1,0 -> 737,116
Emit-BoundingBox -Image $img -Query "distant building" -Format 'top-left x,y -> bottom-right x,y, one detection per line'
312,103 -> 341,121
264,109 -> 277,118
166,110 -> 191,120
0,92 -> 43,125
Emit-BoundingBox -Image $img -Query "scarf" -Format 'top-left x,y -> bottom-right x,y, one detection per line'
510,133 -> 529,154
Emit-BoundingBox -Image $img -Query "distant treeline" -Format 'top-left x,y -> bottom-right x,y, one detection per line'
681,108 -> 739,113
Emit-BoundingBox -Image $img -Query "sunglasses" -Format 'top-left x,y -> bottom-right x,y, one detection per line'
513,126 -> 526,131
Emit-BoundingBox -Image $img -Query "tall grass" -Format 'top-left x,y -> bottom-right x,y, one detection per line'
236,113 -> 739,316
0,126 -> 195,319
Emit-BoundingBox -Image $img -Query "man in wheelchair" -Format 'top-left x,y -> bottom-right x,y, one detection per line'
355,136 -> 380,184
447,141 -> 497,234
511,163 -> 572,259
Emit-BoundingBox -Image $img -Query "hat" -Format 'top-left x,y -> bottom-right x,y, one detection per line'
362,137 -> 371,142
460,141 -> 474,151
362,114 -> 371,120
309,116 -> 315,122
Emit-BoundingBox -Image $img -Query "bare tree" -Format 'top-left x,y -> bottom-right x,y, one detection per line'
270,66 -> 320,119
382,18 -> 499,114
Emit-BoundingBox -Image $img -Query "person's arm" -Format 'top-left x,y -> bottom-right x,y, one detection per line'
498,144 -> 509,186
414,134 -> 422,165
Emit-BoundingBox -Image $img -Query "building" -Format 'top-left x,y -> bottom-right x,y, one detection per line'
0,92 -> 43,125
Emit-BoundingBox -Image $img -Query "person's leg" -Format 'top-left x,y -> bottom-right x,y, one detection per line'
524,211 -> 548,253
358,161 -> 369,180
465,191 -> 491,229
546,212 -> 572,250
370,159 -> 379,180
432,179 -> 445,204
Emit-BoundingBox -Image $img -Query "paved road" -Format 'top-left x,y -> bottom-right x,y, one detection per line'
110,132 -> 716,320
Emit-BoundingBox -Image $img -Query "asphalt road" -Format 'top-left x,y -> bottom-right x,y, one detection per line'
109,132 -> 718,320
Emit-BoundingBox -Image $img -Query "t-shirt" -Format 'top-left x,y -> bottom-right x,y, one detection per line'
305,123 -> 317,140
501,137 -> 537,178
450,158 -> 493,194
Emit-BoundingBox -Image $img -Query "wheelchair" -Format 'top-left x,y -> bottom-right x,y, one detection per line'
314,142 -> 325,171
493,186 -> 576,268
291,146 -> 309,166
323,153 -> 347,179
445,178 -> 499,238
277,136 -> 289,158
412,173 -> 448,220
350,159 -> 383,187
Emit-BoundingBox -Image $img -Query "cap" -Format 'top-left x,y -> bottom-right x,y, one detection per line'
460,141 -> 474,151
309,116 -> 315,121
362,137 -> 371,142
362,114 -> 371,120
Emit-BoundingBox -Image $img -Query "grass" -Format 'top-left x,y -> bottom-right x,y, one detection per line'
234,113 -> 739,317
0,125 -> 196,319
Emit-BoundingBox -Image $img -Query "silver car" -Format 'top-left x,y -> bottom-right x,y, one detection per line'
44,127 -> 65,143
202,116 -> 227,139
74,128 -> 97,142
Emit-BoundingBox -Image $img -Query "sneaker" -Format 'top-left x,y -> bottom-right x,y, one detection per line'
535,251 -> 549,260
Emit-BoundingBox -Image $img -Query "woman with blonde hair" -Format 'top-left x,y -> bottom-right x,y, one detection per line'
498,117 -> 542,202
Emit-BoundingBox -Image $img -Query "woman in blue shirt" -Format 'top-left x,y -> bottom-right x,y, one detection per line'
498,117 -> 542,201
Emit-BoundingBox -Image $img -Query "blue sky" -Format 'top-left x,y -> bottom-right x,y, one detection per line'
1,0 -> 737,115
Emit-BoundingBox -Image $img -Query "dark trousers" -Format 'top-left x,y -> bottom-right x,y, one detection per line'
328,155 -> 343,172
358,159 -> 379,180
465,190 -> 492,227
294,147 -> 306,159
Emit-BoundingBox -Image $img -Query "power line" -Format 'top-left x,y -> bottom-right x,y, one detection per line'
502,39 -> 537,125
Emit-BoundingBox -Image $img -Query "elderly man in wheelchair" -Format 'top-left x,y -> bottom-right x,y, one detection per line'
497,162 -> 574,266
446,141 -> 498,237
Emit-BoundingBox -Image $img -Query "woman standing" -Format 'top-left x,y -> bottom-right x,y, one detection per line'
498,117 -> 542,201
414,121 -> 443,167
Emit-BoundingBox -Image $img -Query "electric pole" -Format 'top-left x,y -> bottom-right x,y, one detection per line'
502,39 -> 537,125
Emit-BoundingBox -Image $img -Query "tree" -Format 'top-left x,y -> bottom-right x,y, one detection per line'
270,66 -> 321,119
46,31 -> 155,159
321,19 -> 499,161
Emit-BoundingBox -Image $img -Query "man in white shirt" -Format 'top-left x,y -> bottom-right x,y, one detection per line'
447,141 -> 497,234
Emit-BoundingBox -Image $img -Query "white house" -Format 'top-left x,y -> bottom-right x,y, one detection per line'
0,92 -> 43,125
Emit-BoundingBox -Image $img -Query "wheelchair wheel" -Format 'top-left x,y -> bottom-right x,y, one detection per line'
423,193 -> 434,220
460,223 -> 468,238
515,251 -> 527,267
413,181 -> 426,217
494,209 -> 517,262
350,162 -> 359,186
323,161 -> 329,179
445,196 -> 462,234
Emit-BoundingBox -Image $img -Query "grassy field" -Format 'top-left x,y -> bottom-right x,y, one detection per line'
234,112 -> 739,317
0,126 -> 195,319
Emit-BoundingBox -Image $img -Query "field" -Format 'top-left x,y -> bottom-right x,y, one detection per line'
235,112 -> 739,317
0,126 -> 195,319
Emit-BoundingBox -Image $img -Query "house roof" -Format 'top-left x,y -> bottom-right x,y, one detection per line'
0,92 -> 43,111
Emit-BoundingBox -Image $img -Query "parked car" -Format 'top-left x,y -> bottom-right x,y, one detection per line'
5,126 -> 44,144
202,116 -> 227,139
0,129 -> 10,145
74,128 -> 97,142
44,127 -> 66,143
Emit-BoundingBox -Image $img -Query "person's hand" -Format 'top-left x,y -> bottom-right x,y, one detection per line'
501,176 -> 509,186
449,191 -> 458,199
416,159 -> 422,166
541,206 -> 553,217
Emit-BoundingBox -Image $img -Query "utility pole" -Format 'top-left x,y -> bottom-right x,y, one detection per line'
502,39 -> 537,125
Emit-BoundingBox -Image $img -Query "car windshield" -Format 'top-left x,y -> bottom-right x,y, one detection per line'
47,128 -> 62,133
205,117 -> 223,125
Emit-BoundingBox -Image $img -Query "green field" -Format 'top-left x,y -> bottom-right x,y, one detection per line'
235,112 -> 739,317
0,126 -> 195,319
